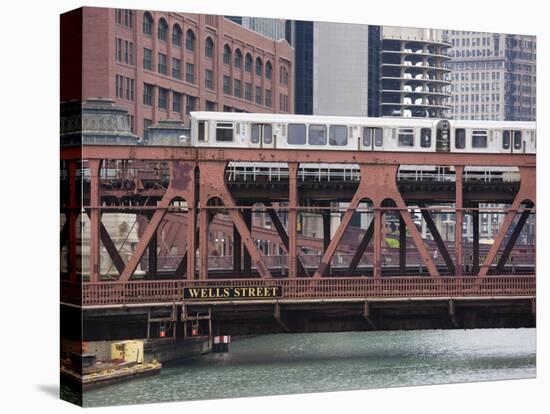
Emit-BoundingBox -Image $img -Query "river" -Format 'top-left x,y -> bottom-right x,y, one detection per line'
78,328 -> 536,407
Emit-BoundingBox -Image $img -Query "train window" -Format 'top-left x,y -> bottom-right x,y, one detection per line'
264,124 -> 273,144
513,131 -> 522,149
362,127 -> 372,147
308,124 -> 327,145
215,122 -> 234,142
420,128 -> 431,148
472,129 -> 488,148
288,123 -> 306,145
329,125 -> 348,146
198,121 -> 206,142
251,124 -> 260,143
455,129 -> 466,149
398,128 -> 414,147
374,128 -> 383,147
503,131 -> 511,149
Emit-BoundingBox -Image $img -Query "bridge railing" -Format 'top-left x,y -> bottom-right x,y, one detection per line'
61,275 -> 535,307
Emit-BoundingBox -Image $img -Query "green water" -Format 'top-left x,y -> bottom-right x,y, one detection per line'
78,328 -> 536,407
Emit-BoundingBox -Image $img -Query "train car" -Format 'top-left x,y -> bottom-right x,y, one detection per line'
189,112 -> 535,155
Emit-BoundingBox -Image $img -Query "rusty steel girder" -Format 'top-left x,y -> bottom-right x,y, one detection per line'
64,146 -> 535,284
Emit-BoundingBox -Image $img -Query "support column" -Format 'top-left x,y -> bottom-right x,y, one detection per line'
399,216 -> 406,275
455,166 -> 464,277
243,207 -> 252,275
472,204 -> 479,274
199,209 -> 209,279
322,208 -> 331,275
186,199 -> 197,280
233,223 -> 242,275
89,160 -> 101,282
373,207 -> 383,280
288,163 -> 298,278
67,161 -> 78,282
148,224 -> 158,279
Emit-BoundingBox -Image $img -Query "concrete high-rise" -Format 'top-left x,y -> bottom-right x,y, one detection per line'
443,30 -> 536,121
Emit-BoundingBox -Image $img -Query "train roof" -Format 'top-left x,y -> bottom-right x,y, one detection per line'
190,112 -> 535,129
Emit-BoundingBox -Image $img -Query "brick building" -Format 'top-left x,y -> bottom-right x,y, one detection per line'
61,7 -> 294,139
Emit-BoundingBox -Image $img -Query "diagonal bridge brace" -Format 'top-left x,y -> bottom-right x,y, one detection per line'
313,164 -> 439,279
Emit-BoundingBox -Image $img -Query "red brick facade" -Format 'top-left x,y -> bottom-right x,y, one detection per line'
68,7 -> 294,139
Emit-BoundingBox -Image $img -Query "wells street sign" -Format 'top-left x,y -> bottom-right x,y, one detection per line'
183,286 -> 283,300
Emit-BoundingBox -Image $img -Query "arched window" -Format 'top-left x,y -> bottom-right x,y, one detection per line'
186,30 -> 196,52
158,18 -> 168,41
234,49 -> 242,68
255,57 -> 263,76
143,12 -> 153,36
245,53 -> 253,72
205,37 -> 214,58
265,61 -> 273,80
172,24 -> 182,47
223,44 -> 232,65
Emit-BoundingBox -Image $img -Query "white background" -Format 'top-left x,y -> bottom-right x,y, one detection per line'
0,0 -> 547,412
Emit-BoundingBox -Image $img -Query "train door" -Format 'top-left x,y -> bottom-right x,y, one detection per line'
361,127 -> 383,151
435,120 -> 451,152
502,130 -> 524,153
251,123 -> 275,149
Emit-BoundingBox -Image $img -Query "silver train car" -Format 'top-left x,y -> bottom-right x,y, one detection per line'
189,112 -> 536,154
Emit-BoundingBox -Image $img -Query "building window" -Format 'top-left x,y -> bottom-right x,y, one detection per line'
186,30 -> 196,52
255,86 -> 262,104
205,69 -> 214,90
143,48 -> 152,70
143,118 -> 152,141
223,105 -> 233,112
128,114 -> 135,133
245,82 -> 252,101
234,49 -> 242,68
245,53 -> 253,72
223,75 -> 231,95
205,37 -> 214,58
255,57 -> 263,76
116,40 -> 134,65
172,24 -> 182,47
265,89 -> 272,107
234,79 -> 242,98
115,38 -> 123,62
158,53 -> 167,75
158,18 -> 168,41
116,75 -> 124,98
265,61 -> 272,80
143,83 -> 153,106
205,100 -> 216,111
126,41 -> 134,65
173,92 -> 182,113
186,63 -> 195,84
280,66 -> 289,85
172,58 -> 181,79
143,12 -> 153,36
223,44 -> 232,65
186,95 -> 197,114
158,87 -> 168,110
125,77 -> 135,101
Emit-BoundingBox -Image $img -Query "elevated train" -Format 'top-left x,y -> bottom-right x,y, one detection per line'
189,112 -> 535,154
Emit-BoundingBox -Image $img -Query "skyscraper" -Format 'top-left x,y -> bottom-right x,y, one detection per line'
443,31 -> 536,121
